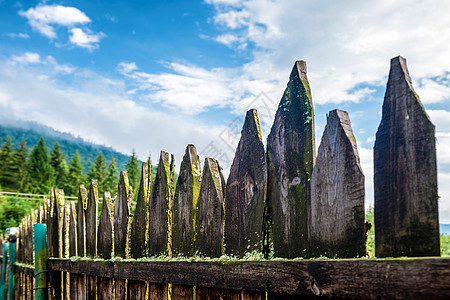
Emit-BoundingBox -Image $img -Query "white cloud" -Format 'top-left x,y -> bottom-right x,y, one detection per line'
19,4 -> 91,38
416,77 -> 450,104
11,52 -> 41,64
117,62 -> 138,74
69,28 -> 104,50
215,33 -> 240,46
19,4 -> 103,50
6,33 -> 30,39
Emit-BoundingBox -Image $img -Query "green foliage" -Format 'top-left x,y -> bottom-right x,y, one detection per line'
126,150 -> 141,195
50,142 -> 69,189
66,151 -> 85,196
104,156 -> 119,197
441,235 -> 450,256
87,152 -> 107,194
0,137 -> 15,190
0,121 -> 129,172
11,138 -> 29,191
0,194 -> 38,234
365,206 -> 375,257
28,137 -> 54,194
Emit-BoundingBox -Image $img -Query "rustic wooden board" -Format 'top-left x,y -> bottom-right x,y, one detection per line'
149,283 -> 167,300
98,192 -> 114,259
310,109 -> 365,258
76,185 -> 88,257
69,202 -> 77,257
171,284 -> 193,300
172,145 -> 202,257
374,56 -> 440,257
148,151 -> 174,256
266,60 -> 315,258
128,280 -> 148,299
225,109 -> 267,258
114,171 -> 133,258
48,257 -> 450,299
86,180 -> 98,258
130,162 -> 151,259
195,158 -> 225,258
97,277 -> 113,300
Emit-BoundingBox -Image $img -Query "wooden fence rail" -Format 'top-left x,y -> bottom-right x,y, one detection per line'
3,56 -> 449,299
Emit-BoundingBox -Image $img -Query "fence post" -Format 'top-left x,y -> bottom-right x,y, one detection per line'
34,224 -> 48,300
0,243 -> 7,300
8,239 -> 16,300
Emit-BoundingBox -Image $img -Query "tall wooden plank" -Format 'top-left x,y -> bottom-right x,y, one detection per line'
374,56 -> 440,257
129,163 -> 151,299
76,185 -> 88,257
50,189 -> 65,300
130,162 -> 150,259
149,283 -> 167,300
115,172 -> 133,299
96,192 -> 114,300
115,171 -> 133,258
75,185 -> 87,300
309,109 -> 365,258
172,144 -> 202,257
69,202 -> 77,257
196,158 -> 225,258
225,109 -> 267,257
266,61 -> 315,258
148,151 -> 174,256
63,202 -> 71,300
86,180 -> 99,299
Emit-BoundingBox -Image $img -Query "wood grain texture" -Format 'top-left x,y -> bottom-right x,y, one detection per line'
130,162 -> 151,259
266,61 -> 315,258
195,158 -> 225,258
149,283 -> 167,300
374,56 -> 440,257
171,284 -> 193,300
98,192 -> 114,259
172,145 -> 202,257
114,171 -> 133,258
225,109 -> 267,257
76,185 -> 88,257
69,202 -> 77,258
49,257 -> 450,299
310,109 -> 365,258
128,280 -> 148,299
115,278 -> 127,299
86,180 -> 98,258
97,277 -> 113,300
148,151 -> 174,256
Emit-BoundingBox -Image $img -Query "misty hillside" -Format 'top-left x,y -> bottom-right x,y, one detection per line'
0,120 -> 130,173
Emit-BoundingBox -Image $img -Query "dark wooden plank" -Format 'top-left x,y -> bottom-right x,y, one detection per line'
196,287 -> 241,299
49,257 -> 450,299
310,109 -> 365,258
76,185 -> 88,257
374,56 -> 440,257
149,283 -> 167,300
130,162 -> 151,259
98,192 -> 114,259
196,158 -> 225,258
225,109 -> 267,258
266,60 -> 315,258
114,171 -> 133,258
97,277 -> 113,300
86,180 -> 98,299
50,188 -> 65,300
148,151 -> 174,256
69,202 -> 77,258
172,284 -> 193,300
172,145 -> 202,257
63,202 -> 71,300
129,164 -> 150,300
75,185 -> 87,300
115,279 -> 127,299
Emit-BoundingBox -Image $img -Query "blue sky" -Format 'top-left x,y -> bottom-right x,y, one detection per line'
0,0 -> 449,222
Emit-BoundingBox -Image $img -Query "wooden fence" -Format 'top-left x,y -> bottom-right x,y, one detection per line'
1,56 -> 450,299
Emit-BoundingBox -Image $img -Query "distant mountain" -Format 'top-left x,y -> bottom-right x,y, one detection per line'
0,119 -> 130,173
440,224 -> 450,236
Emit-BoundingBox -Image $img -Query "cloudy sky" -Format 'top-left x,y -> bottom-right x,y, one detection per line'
0,0 -> 449,222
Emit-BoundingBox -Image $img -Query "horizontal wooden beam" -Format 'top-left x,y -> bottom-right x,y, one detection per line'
14,263 -> 35,277
48,257 -> 450,298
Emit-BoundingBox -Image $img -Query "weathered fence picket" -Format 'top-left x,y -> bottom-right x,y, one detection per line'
310,109 -> 365,258
3,56 -> 449,300
266,60 -> 315,258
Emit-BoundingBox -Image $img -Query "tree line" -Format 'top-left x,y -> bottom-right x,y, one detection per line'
0,136 -> 150,197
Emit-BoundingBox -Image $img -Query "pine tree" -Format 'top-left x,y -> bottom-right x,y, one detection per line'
126,150 -> 140,193
0,137 -> 15,190
28,137 -> 54,194
66,151 -> 84,196
50,142 -> 69,189
11,138 -> 29,191
87,152 -> 107,193
104,156 -> 119,196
